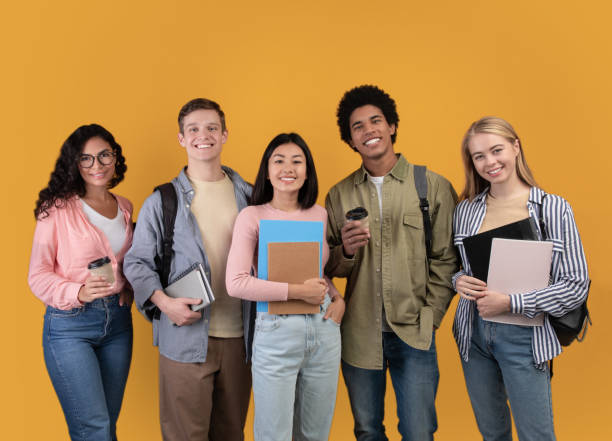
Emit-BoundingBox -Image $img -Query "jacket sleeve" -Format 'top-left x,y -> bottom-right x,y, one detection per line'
324,189 -> 355,278
425,175 -> 459,327
510,200 -> 589,317
123,192 -> 165,321
28,213 -> 83,310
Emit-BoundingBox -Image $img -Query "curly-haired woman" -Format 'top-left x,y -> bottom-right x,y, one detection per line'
28,124 -> 134,441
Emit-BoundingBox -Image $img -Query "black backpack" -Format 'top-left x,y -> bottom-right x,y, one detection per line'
538,194 -> 591,346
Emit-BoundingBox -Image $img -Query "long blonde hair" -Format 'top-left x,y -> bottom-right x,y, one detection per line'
459,116 -> 538,201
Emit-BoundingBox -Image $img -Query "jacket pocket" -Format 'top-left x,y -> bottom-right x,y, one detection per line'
388,256 -> 427,325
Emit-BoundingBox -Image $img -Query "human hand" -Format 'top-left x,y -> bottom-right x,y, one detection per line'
155,291 -> 202,326
78,276 -> 115,303
289,278 -> 327,305
456,275 -> 487,301
341,220 -> 370,257
476,291 -> 511,317
324,296 -> 345,324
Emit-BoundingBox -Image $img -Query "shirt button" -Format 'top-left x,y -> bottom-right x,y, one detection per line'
186,204 -> 190,208
371,193 -> 375,197
376,241 -> 380,247
375,218 -> 379,222
376,318 -> 380,323
376,268 -> 381,273
377,292 -> 381,297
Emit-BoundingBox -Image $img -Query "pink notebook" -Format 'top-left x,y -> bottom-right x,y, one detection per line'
484,238 -> 553,326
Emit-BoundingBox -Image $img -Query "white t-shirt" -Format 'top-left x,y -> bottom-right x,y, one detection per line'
81,200 -> 127,256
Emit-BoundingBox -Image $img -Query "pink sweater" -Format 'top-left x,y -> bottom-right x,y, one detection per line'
226,203 -> 338,301
28,195 -> 134,310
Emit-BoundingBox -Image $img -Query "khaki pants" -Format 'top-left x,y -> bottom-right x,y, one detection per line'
159,337 -> 251,441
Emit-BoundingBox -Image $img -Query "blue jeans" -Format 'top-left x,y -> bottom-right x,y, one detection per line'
43,295 -> 133,441
342,332 -> 439,441
252,297 -> 341,441
462,313 -> 555,441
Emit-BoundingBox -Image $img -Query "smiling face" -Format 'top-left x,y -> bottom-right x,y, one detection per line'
78,137 -> 116,191
468,132 -> 521,187
348,104 -> 396,163
267,143 -> 307,199
178,108 -> 227,164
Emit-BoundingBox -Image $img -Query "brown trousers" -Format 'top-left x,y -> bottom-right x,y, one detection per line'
159,337 -> 251,441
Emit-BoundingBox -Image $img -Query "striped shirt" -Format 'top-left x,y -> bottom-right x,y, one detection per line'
452,187 -> 589,366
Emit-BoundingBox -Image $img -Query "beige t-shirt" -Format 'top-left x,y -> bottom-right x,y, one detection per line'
478,191 -> 530,233
189,174 -> 243,338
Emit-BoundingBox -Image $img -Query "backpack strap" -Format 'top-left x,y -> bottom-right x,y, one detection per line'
152,183 -> 178,320
155,183 -> 178,287
537,193 -> 549,241
413,165 -> 432,258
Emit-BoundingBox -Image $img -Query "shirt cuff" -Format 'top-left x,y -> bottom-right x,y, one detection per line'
452,270 -> 467,291
510,290 -> 537,317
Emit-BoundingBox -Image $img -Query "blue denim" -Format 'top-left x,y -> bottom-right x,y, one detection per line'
342,332 -> 439,441
43,294 -> 133,441
462,313 -> 555,441
251,296 -> 341,441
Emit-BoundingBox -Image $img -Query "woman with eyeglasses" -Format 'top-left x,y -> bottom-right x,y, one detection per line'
28,124 -> 134,441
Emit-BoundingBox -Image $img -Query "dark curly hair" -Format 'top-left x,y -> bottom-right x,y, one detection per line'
251,133 -> 318,209
336,85 -> 400,150
34,124 -> 127,219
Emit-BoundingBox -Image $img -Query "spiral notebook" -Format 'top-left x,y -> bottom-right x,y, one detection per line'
164,262 -> 215,312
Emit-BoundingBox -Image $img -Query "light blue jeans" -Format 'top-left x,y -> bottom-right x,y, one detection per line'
342,331 -> 439,441
252,296 -> 341,441
462,312 -> 555,441
43,294 -> 133,441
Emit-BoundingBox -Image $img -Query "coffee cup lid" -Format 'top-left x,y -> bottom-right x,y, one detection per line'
88,256 -> 111,270
346,207 -> 368,220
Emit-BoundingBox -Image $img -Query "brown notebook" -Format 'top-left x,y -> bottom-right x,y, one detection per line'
267,242 -> 321,314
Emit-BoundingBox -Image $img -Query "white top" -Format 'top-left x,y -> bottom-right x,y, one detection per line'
368,175 -> 384,220
81,200 -> 127,256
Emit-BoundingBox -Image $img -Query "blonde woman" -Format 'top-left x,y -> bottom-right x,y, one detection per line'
452,117 -> 589,441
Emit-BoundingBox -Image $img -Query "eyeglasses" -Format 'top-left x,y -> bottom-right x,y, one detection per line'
78,151 -> 116,168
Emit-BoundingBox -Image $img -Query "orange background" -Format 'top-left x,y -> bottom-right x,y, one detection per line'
2,1 -> 611,439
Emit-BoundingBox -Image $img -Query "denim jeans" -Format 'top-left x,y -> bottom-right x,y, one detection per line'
43,294 -> 133,441
342,331 -> 439,441
252,296 -> 341,441
462,313 -> 555,441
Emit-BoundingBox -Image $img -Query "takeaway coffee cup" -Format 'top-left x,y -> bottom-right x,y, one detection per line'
88,256 -> 115,284
345,207 -> 369,230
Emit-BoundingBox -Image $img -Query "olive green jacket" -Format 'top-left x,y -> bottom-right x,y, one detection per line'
325,154 -> 458,369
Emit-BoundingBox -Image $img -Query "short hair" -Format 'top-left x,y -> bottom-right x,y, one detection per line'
251,133 -> 318,209
34,124 -> 127,219
336,85 -> 399,149
178,98 -> 226,133
459,116 -> 538,201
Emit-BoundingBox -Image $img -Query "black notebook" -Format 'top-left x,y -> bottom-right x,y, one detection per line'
462,217 -> 540,282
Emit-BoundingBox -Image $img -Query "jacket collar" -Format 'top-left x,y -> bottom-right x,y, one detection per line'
353,153 -> 410,185
175,165 -> 244,194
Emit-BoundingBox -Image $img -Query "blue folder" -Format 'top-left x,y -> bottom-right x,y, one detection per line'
257,220 -> 323,313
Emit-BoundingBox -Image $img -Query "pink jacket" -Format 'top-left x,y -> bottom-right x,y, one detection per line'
28,195 -> 134,310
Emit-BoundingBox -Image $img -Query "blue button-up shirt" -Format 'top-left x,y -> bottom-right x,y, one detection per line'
124,166 -> 254,363
452,187 -> 589,366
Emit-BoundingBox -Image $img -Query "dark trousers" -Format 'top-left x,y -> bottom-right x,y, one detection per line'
159,336 -> 251,441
